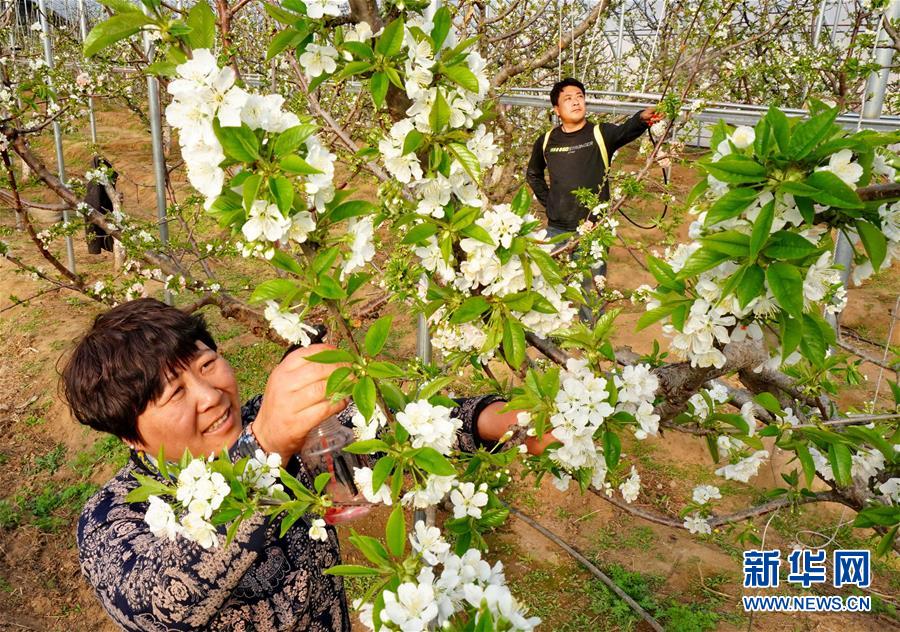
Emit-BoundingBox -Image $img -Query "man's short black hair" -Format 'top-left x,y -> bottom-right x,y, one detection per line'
550,78 -> 586,106
61,298 -> 217,444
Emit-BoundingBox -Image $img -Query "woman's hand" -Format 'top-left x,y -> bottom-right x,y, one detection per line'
476,401 -> 555,455
252,344 -> 348,463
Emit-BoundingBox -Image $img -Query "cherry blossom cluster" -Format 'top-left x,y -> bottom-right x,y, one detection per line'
645,124 -> 878,369
358,522 -> 539,631
545,359 -> 659,504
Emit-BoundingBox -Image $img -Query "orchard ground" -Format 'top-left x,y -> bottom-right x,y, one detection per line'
0,106 -> 897,631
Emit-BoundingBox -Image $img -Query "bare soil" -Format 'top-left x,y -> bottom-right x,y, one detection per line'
0,111 -> 897,631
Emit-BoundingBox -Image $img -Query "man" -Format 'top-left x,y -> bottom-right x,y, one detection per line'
526,77 -> 660,321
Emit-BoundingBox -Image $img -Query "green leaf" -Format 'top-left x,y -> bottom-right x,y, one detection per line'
431,6 -> 452,51
876,525 -> 900,558
269,176 -> 294,214
749,200 -> 775,258
314,472 -> 331,494
450,296 -> 491,324
270,249 -> 304,275
753,116 -> 771,159
403,129 -> 425,155
215,122 -> 260,163
502,319 -> 526,369
675,248 -> 730,280
365,315 -> 392,356
343,439 -> 391,455
804,171 -> 864,209
856,220 -> 887,271
754,392 -> 784,416
324,564 -> 382,577
779,311 -> 803,359
704,187 -> 759,226
83,13 -> 153,57
700,230 -> 751,257
342,41 -> 374,60
371,456 -> 396,491
762,231 -> 818,260
766,106 -> 790,153
400,222 -> 439,245
385,505 -> 405,557
267,27 -> 307,61
447,143 -> 481,181
306,348 -> 354,364
603,430 -> 621,469
736,264 -> 765,309
314,275 -> 347,299
800,313 -> 827,365
794,443 -> 816,487
353,376 -> 377,421
635,299 -> 691,331
249,278 -> 297,303
369,72 -> 388,108
98,0 -> 141,13
788,107 -> 838,160
852,505 -> 900,529
511,186 -> 532,215
704,155 -> 768,184
375,17 -> 405,57
279,154 -> 323,175
413,447 -> 456,476
185,1 -> 216,49
442,64 -> 480,93
828,442 -> 852,487
365,361 -> 406,378
766,262 -> 805,319
325,366 -> 354,396
241,173 -> 262,212
273,124 -> 318,157
429,90 -> 451,133
336,60 -> 374,80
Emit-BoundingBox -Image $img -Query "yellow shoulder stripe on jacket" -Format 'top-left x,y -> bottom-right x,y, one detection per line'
542,124 -> 609,170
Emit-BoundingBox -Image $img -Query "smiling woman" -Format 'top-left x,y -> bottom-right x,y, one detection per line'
60,298 -> 544,631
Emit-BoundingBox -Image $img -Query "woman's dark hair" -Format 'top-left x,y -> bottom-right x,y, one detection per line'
62,298 -> 217,443
550,77 -> 586,106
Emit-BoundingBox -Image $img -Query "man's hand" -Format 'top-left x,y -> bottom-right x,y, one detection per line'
252,344 -> 349,462
476,402 -> 554,455
640,106 -> 664,125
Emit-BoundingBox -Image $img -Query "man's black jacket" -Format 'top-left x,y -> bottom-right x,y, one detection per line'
526,111 -> 648,231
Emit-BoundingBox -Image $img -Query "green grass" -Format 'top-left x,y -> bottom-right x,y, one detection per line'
508,561 -> 727,632
24,414 -> 45,427
31,443 -> 67,474
71,434 -> 130,479
222,340 -> 283,397
592,524 -> 657,553
25,482 -> 98,533
0,499 -> 22,529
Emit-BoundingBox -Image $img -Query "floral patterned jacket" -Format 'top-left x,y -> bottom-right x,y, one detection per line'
77,394 -> 501,631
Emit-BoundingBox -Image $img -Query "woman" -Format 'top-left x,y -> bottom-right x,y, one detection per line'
64,298 -> 543,631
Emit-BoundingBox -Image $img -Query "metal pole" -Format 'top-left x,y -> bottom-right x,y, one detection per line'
142,6 -> 172,304
800,0 -> 829,104
613,0 -> 626,91
862,0 -> 900,119
77,0 -> 98,144
4,1 -> 22,231
829,0 -> 844,46
640,0 -> 667,93
37,0 -> 76,273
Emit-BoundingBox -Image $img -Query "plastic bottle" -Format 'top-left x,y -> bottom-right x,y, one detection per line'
300,414 -> 373,524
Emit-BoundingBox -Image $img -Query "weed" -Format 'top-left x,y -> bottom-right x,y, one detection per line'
593,524 -> 657,552
0,452 -> 8,467
0,576 -> 13,593
0,499 -> 21,529
32,443 -> 67,474
24,414 -> 45,427
26,482 -> 98,533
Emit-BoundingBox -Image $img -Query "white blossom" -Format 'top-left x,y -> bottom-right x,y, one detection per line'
692,485 -> 722,504
308,518 -> 328,542
683,513 -> 712,535
450,482 -> 489,519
